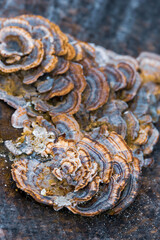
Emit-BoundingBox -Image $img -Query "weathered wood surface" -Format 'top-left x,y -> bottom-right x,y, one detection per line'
0,0 -> 160,239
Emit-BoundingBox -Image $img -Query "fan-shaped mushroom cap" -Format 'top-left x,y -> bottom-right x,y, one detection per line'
137,52 -> 160,83
0,26 -> 34,57
96,100 -> 128,138
11,107 -> 29,128
109,157 -> 141,215
130,82 -> 160,122
119,72 -> 142,102
101,64 -> 126,91
101,59 -> 141,102
0,89 -> 27,109
84,67 -> 109,111
52,114 -> 82,141
45,63 -> 87,116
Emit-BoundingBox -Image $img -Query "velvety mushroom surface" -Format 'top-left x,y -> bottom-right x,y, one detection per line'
0,15 -> 110,116
1,15 -> 160,217
5,116 -> 140,216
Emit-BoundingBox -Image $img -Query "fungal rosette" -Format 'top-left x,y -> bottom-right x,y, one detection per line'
0,15 -> 57,77
1,15 -> 160,217
5,116 -> 142,216
0,15 -> 91,78
0,15 -> 111,117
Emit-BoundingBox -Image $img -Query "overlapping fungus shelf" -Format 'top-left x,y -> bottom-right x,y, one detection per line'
0,15 -> 109,117
5,116 -> 140,216
1,14 -> 160,216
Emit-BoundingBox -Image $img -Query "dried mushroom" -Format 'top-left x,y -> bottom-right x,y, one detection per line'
0,15 -> 160,217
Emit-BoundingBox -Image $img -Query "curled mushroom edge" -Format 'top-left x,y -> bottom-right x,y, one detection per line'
0,14 -> 160,217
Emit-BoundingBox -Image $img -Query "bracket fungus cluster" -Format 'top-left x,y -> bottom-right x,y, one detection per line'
0,15 -> 109,117
0,15 -> 160,216
5,116 -> 140,216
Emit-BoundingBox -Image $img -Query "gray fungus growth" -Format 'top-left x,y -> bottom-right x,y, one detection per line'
0,15 -> 160,216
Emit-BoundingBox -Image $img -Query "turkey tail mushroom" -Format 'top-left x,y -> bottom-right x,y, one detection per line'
6,118 -> 142,216
83,67 -> 109,111
0,14 -> 160,217
137,52 -> 160,83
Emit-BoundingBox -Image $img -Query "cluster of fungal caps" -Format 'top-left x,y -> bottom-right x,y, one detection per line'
0,15 -> 160,216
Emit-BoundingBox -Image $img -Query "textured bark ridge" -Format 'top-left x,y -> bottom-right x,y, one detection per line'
1,14 -> 160,217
